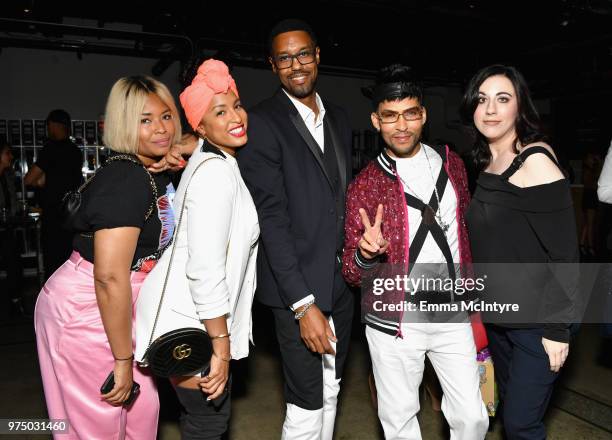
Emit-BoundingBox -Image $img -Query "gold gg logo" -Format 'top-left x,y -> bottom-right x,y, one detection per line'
173,344 -> 192,360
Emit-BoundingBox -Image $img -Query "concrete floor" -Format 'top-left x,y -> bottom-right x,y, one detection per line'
1,295 -> 611,439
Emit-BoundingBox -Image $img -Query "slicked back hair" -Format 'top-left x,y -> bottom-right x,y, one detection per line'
372,64 -> 423,110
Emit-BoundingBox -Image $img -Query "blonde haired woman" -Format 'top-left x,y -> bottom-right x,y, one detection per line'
34,75 -> 181,439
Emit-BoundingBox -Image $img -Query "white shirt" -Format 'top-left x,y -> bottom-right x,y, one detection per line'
283,89 -> 326,310
283,89 -> 326,152
598,139 -> 612,203
394,143 -> 459,264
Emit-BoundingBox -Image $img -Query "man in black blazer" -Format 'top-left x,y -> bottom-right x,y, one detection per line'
237,19 -> 354,440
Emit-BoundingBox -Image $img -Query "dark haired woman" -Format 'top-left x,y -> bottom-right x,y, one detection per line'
462,64 -> 579,439
136,59 -> 259,440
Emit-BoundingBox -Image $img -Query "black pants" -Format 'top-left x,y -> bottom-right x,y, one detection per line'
0,228 -> 23,301
488,326 -> 559,440
271,283 -> 354,410
172,379 -> 232,440
41,216 -> 73,280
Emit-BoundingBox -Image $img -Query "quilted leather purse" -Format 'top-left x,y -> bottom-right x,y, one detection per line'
142,157 -> 221,377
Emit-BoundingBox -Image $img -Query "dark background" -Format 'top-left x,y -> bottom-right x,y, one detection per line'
2,0 -> 611,159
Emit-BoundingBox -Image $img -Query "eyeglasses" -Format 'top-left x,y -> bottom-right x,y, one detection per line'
376,107 -> 424,124
271,49 -> 316,69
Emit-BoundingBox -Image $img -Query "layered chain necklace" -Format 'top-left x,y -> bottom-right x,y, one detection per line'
396,144 -> 450,235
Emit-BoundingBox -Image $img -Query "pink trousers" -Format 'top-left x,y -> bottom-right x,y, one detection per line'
34,252 -> 159,439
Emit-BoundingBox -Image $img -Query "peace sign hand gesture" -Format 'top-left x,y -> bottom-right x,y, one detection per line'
358,204 -> 390,259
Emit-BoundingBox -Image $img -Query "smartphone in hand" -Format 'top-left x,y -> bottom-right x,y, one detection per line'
100,371 -> 140,406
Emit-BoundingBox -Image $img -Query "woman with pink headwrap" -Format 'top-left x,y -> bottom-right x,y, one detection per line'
135,59 -> 259,439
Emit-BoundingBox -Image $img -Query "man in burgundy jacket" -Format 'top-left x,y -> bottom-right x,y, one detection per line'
342,64 -> 489,439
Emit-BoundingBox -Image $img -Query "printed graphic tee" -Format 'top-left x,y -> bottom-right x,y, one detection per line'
72,159 -> 175,270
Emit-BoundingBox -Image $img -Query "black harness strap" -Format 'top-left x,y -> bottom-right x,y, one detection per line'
501,146 -> 563,181
404,163 -> 456,280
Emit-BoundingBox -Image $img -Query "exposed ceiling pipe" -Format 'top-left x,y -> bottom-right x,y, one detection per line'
0,17 -> 194,59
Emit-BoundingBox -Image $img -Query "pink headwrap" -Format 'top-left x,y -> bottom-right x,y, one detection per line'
179,58 -> 239,131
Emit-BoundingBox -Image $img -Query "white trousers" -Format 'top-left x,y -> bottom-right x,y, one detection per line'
366,322 -> 489,440
282,317 -> 341,440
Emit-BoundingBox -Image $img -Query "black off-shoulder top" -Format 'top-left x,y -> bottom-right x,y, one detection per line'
466,146 -> 580,343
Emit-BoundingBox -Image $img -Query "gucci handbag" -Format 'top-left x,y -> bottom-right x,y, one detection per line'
141,158 -> 221,377
143,328 -> 211,377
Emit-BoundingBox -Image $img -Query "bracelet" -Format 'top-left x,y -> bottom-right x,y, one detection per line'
114,354 -> 134,361
209,333 -> 231,340
212,352 -> 232,362
354,249 -> 380,269
295,299 -> 315,320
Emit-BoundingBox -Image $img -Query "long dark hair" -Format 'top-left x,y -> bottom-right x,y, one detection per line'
460,64 -> 547,170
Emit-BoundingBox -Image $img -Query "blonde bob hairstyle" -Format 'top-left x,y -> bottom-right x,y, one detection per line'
103,75 -> 182,154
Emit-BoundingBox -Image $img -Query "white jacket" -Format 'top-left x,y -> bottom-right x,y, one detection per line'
135,144 -> 259,362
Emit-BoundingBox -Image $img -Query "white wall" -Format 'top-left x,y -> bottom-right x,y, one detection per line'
1,47 -> 470,147
423,86 -> 472,151
0,48 -> 183,121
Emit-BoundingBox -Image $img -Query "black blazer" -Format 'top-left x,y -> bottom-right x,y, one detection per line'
237,89 -> 352,311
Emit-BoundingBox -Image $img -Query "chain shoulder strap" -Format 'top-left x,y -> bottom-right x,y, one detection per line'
108,155 -> 159,221
79,154 -> 159,221
146,156 -> 223,349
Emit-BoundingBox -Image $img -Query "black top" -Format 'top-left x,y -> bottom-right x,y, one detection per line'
72,158 -> 175,271
36,139 -> 83,213
0,173 -> 12,214
465,146 -> 579,343
0,169 -> 19,217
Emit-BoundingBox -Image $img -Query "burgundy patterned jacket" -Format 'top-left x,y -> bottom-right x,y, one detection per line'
342,145 -> 485,345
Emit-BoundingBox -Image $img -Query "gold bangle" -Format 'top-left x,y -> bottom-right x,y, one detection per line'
209,333 -> 231,340
114,354 -> 134,361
